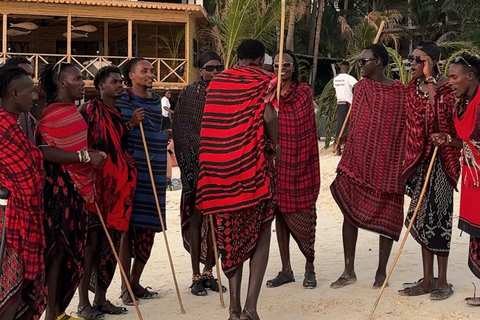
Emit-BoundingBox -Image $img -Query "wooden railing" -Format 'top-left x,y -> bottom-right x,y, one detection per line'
0,52 -> 187,86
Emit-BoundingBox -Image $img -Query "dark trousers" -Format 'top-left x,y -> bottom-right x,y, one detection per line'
162,116 -> 171,131
336,102 -> 350,139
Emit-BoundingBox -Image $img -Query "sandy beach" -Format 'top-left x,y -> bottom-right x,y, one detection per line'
66,144 -> 479,320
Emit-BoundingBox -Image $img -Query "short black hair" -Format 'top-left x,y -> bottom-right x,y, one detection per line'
121,57 -> 147,87
94,65 -> 121,91
5,56 -> 31,67
364,44 -> 389,67
340,61 -> 350,67
452,54 -> 480,79
0,66 -> 29,99
237,39 -> 265,61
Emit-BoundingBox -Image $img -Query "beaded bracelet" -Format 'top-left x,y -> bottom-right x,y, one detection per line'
77,151 -> 84,163
126,121 -> 134,131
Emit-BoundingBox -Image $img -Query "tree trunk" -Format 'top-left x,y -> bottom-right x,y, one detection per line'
306,0 -> 312,21
343,0 -> 348,11
308,0 -> 318,55
311,0 -> 325,93
286,0 -> 298,51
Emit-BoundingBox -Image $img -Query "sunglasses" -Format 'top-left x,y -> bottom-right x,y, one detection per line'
357,58 -> 377,66
203,65 -> 225,72
407,55 -> 424,64
453,56 -> 473,68
54,61 -> 69,79
273,62 -> 294,69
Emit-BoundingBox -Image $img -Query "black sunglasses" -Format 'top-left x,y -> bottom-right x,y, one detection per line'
407,55 -> 424,64
273,62 -> 294,69
203,65 -> 225,72
357,58 -> 377,66
453,56 -> 473,68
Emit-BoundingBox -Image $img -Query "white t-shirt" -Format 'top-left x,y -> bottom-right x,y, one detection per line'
333,73 -> 357,104
161,96 -> 171,117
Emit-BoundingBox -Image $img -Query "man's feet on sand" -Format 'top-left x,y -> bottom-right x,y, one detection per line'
240,309 -> 260,320
430,284 -> 454,300
134,285 -> 159,299
330,272 -> 357,289
228,308 -> 242,320
266,271 -> 295,288
398,283 -> 434,296
373,273 -> 388,289
94,300 -> 128,315
303,270 -> 317,289
77,305 -> 105,319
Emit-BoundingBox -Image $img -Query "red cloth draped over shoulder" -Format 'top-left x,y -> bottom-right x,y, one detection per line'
455,86 -> 480,236
84,98 -> 137,231
337,78 -> 407,194
277,82 -> 320,212
403,80 -> 460,187
0,109 -> 44,280
196,66 -> 276,215
38,102 -> 95,203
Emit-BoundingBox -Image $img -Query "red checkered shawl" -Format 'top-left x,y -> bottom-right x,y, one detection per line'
403,80 -> 460,188
277,82 -> 320,212
196,66 -> 276,215
337,78 -> 407,194
38,102 -> 95,203
0,109 -> 44,280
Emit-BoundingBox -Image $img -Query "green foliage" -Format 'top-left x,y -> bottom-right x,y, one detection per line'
208,0 -> 281,67
315,78 -> 337,147
442,47 -> 480,76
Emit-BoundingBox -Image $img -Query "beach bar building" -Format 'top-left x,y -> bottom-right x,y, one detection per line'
0,0 -> 208,95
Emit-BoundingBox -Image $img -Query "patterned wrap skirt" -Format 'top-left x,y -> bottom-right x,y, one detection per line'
405,157 -> 454,256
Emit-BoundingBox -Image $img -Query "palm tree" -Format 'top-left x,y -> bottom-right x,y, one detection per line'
311,0 -> 326,93
207,0 -> 281,67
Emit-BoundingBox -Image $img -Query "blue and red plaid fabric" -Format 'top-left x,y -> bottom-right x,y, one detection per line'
0,109 -> 45,280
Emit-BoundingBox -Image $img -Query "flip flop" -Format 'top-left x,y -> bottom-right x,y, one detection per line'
228,308 -> 241,320
466,297 -> 480,306
94,300 -> 128,315
330,275 -> 357,289
398,283 -> 434,296
119,290 -> 139,306
240,309 -> 259,320
430,284 -> 454,300
203,277 -> 227,293
266,271 -> 295,288
190,279 -> 207,296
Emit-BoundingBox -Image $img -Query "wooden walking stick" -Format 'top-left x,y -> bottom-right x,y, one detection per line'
368,146 -> 439,320
138,122 -> 185,314
332,20 -> 386,154
276,0 -> 287,104
94,203 -> 143,320
209,215 -> 225,308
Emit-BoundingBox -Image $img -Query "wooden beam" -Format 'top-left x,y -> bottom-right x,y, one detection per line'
67,11 -> 72,62
104,21 -> 108,56
135,23 -> 139,56
127,19 -> 132,58
155,25 -> 159,58
2,13 -> 7,61
185,18 -> 189,84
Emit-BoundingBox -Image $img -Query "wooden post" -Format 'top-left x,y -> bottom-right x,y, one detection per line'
104,21 -> 108,56
135,23 -> 139,57
127,20 -> 133,58
155,26 -> 158,58
67,11 -> 72,62
2,13 -> 7,62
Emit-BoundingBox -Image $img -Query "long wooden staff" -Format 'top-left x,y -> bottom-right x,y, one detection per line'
209,215 -> 225,308
139,123 -> 186,314
368,146 -> 439,320
332,20 -> 386,154
276,0 -> 287,103
94,203 -> 143,320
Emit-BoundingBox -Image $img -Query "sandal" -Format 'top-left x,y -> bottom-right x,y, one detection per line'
430,284 -> 454,301
398,283 -> 434,296
228,308 -> 241,320
94,300 -> 128,315
203,270 -> 227,293
134,286 -> 159,299
266,271 -> 295,288
240,309 -> 259,320
402,277 -> 438,288
303,271 -> 317,289
119,290 -> 139,306
56,312 -> 88,320
77,306 -> 104,319
190,274 -> 207,296
330,274 -> 357,289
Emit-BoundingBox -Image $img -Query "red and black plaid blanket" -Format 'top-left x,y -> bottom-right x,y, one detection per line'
277,82 -> 320,212
196,66 -> 276,214
0,109 -> 44,280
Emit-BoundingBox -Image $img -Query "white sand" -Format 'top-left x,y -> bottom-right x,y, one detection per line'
66,144 -> 479,320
